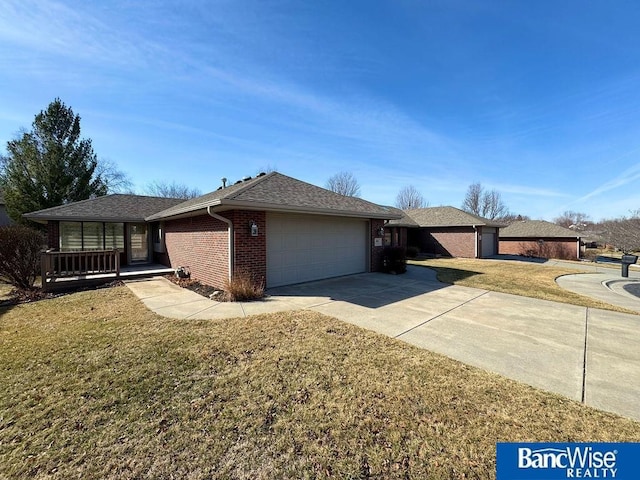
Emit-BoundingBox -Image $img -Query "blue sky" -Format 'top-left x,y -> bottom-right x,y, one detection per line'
1,1 -> 640,221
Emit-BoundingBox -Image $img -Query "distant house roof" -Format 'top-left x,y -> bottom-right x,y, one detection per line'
388,206 -> 505,228
147,172 -> 400,221
500,220 -> 580,238
23,194 -> 184,223
384,207 -> 420,227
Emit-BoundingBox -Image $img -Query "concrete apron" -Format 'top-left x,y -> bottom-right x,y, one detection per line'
272,268 -> 640,423
126,268 -> 640,422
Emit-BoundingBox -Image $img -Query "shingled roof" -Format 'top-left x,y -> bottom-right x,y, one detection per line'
388,206 -> 505,228
500,220 -> 580,238
24,194 -> 184,223
147,172 -> 400,221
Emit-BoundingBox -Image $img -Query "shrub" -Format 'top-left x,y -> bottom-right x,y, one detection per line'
223,270 -> 265,302
0,225 -> 44,289
382,246 -> 407,274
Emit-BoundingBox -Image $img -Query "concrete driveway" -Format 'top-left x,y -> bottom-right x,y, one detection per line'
127,266 -> 640,422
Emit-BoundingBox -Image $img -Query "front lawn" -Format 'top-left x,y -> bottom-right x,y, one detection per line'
1,287 -> 639,479
409,258 -> 638,314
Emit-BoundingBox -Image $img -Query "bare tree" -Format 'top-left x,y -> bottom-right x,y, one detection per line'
96,158 -> 133,193
500,213 -> 531,224
395,185 -> 427,210
462,182 -> 483,215
599,211 -> 640,253
325,171 -> 361,197
461,182 -> 510,220
553,210 -> 591,230
257,165 -> 277,174
144,180 -> 202,199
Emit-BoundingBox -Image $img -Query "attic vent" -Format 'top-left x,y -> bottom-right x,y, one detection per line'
257,172 -> 266,177
242,176 -> 252,181
235,180 -> 242,185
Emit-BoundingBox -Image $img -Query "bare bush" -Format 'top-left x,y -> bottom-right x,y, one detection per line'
0,225 -> 44,289
223,270 -> 265,302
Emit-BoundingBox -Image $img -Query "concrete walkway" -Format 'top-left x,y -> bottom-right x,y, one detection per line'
126,265 -> 640,422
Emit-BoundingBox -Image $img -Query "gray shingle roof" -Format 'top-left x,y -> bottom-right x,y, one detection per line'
24,194 -> 184,223
147,172 -> 401,221
388,206 -> 505,228
500,220 -> 580,238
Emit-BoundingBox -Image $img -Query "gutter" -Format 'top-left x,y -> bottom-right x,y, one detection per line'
473,224 -> 478,258
207,206 -> 233,281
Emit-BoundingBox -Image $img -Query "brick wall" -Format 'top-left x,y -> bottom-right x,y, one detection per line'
412,227 -> 476,258
163,210 -> 268,288
47,221 -> 60,250
499,238 -> 579,260
163,214 -> 230,288
229,210 -> 267,285
371,219 -> 385,272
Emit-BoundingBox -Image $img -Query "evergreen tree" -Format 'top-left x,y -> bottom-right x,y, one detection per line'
0,99 -> 124,223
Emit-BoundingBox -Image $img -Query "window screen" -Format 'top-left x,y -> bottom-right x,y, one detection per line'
83,222 -> 104,250
104,223 -> 124,250
60,222 -> 82,251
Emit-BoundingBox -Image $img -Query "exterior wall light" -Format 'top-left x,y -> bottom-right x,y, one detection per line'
250,220 -> 259,237
377,226 -> 385,236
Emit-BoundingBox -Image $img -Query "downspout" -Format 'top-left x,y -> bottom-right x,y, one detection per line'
207,206 -> 233,281
473,225 -> 478,258
577,236 -> 581,260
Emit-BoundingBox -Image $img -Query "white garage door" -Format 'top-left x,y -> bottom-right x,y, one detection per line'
267,213 -> 369,287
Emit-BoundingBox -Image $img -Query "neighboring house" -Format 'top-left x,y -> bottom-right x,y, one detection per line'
386,206 -> 503,258
25,172 -> 401,289
0,189 -> 14,226
499,220 -> 581,260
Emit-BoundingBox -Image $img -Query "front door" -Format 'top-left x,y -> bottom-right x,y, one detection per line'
129,223 -> 149,263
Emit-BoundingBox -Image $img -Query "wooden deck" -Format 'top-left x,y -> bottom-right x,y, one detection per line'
41,250 -> 174,292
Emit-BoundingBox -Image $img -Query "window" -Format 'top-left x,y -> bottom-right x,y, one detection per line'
105,223 -> 125,250
60,222 -> 82,251
83,222 -> 104,250
59,222 -> 125,251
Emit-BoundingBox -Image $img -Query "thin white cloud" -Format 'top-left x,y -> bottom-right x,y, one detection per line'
488,183 -> 570,198
578,161 -> 640,203
0,0 -> 170,79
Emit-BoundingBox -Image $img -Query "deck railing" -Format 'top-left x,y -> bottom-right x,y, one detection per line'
41,249 -> 120,290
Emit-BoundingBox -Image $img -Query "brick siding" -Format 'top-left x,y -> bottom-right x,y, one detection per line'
163,214 -> 231,288
229,210 -> 267,285
163,210 -> 267,288
371,219 -> 385,272
499,238 -> 579,260
408,227 -> 476,258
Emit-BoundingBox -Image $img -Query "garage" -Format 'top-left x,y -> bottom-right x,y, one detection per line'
481,227 -> 497,257
267,213 -> 369,287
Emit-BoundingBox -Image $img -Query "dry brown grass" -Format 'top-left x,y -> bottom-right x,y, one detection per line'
1,287 -> 639,479
0,281 -> 12,301
409,258 -> 638,315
